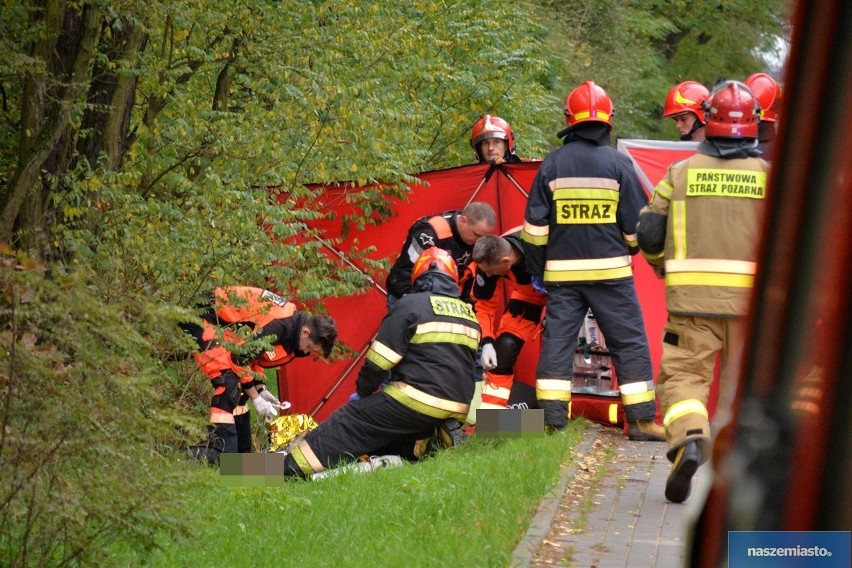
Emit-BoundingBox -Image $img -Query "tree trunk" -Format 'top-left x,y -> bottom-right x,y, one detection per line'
0,2 -> 103,249
78,20 -> 147,171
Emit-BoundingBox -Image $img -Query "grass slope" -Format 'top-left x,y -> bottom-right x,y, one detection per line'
108,421 -> 585,567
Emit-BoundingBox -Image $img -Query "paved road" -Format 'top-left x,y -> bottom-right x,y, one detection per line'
512,424 -> 711,568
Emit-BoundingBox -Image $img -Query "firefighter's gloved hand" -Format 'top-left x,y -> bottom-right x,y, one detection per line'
252,396 -> 279,420
258,388 -> 279,405
481,343 -> 498,371
531,276 -> 548,296
348,392 -> 361,403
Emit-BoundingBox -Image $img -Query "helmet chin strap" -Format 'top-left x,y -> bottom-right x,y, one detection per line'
682,120 -> 703,141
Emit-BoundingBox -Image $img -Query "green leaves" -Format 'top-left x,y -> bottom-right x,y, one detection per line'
0,1 -> 789,562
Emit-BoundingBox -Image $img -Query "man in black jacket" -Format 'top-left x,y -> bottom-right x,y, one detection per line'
521,81 -> 663,440
283,248 -> 481,478
384,201 -> 496,306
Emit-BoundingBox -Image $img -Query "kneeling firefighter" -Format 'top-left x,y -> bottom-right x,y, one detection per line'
283,248 -> 481,478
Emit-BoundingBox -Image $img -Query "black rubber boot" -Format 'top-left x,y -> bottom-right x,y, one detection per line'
437,418 -> 468,447
187,423 -> 238,465
665,440 -> 700,503
540,400 -> 568,432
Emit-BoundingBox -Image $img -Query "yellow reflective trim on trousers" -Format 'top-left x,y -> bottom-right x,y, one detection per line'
672,200 -> 687,259
537,389 -> 571,401
664,399 -> 708,427
609,404 -> 619,424
619,380 -> 654,395
544,265 -> 633,282
366,340 -> 402,370
536,378 -> 571,401
291,443 -> 323,476
621,390 -> 656,405
665,272 -> 755,288
384,382 -> 468,422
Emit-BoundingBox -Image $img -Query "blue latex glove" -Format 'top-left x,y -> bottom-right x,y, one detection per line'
348,392 -> 361,403
531,276 -> 548,296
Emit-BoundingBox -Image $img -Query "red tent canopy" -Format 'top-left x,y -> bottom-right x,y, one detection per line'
279,142 -> 718,423
278,162 -> 538,420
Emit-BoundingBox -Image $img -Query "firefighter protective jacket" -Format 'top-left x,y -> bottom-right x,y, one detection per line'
355,289 -> 481,414
195,286 -> 309,384
385,211 -> 474,297
521,138 -> 646,283
637,152 -> 770,316
469,231 -> 546,343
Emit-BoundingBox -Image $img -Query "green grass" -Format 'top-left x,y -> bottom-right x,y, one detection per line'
107,421 -> 585,568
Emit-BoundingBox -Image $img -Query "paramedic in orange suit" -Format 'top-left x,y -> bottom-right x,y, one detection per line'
467,232 -> 546,413
181,286 -> 337,463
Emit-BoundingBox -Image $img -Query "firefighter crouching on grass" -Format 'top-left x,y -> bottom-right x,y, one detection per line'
636,81 -> 770,503
181,286 -> 337,464
283,248 -> 481,479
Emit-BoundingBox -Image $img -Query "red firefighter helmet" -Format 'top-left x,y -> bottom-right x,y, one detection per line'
470,115 -> 516,161
704,80 -> 760,139
744,73 -> 782,123
411,247 -> 459,285
564,81 -> 614,128
663,81 -> 710,124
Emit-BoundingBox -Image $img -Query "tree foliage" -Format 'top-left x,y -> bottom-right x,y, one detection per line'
0,250 -> 202,566
0,0 -> 789,563
533,0 -> 790,140
0,1 -> 555,563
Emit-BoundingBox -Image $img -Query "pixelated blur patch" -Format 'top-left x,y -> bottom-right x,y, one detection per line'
728,531 -> 850,567
476,408 -> 545,438
219,453 -> 287,487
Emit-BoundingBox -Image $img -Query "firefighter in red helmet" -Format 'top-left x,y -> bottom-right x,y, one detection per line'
283,248 -> 481,478
745,72 -> 782,158
637,80 -> 771,502
470,114 -> 521,164
522,80 -> 663,440
663,81 -> 710,141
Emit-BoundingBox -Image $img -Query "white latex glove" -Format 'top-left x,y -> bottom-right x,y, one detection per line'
252,395 -> 279,420
258,388 -> 279,405
481,343 -> 498,371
